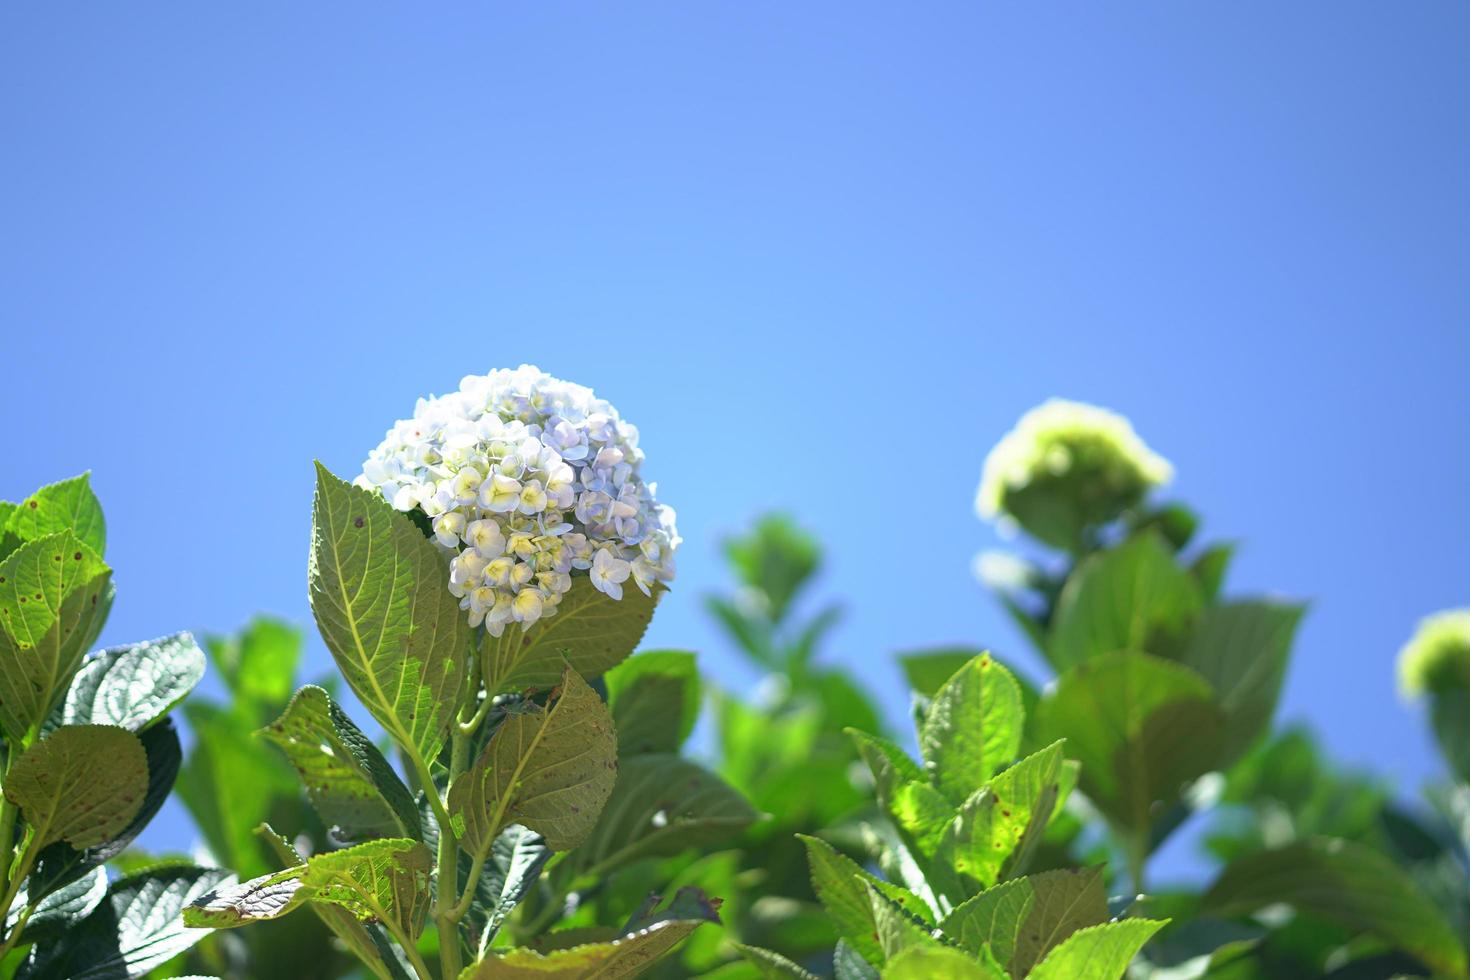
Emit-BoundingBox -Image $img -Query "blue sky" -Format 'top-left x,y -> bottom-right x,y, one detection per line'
3,4 -> 1468,878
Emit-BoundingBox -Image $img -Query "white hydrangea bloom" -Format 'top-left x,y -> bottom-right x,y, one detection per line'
356,365 -> 679,635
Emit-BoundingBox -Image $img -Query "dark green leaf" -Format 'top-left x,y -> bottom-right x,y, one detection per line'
463,824 -> 551,952
5,474 -> 106,556
1203,836 -> 1468,978
569,754 -> 757,874
7,866 -> 107,944
1048,530 -> 1201,670
605,650 -> 700,755
1034,651 -> 1224,835
1190,544 -> 1234,601
258,685 -> 420,842
833,939 -> 880,980
61,632 -> 205,731
308,463 -> 469,764
1178,601 -> 1304,767
19,866 -> 233,980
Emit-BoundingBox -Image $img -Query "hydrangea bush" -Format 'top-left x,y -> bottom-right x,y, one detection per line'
180,369 -> 736,980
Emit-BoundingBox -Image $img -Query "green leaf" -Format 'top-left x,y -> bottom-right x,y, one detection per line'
834,940 -> 880,980
258,685 -> 420,842
5,474 -> 106,556
255,823 -> 393,979
1178,601 -> 1305,766
0,532 -> 112,742
19,866 -> 233,980
944,866 -> 1108,975
883,944 -> 1007,979
7,866 -> 107,944
1190,543 -> 1234,601
484,576 -> 663,693
733,943 -> 820,979
938,742 -> 1065,894
605,650 -> 700,755
919,654 -> 1024,805
1025,918 -> 1167,980
206,616 -> 302,716
722,512 -> 822,624
889,778 -> 955,864
866,882 -> 942,960
851,729 -> 926,810
1203,836 -> 1468,978
188,837 -> 434,943
1048,530 -> 1202,670
801,834 -> 930,965
450,667 -> 617,855
567,754 -> 756,875
28,719 -> 182,902
464,824 -> 551,951
460,887 -> 720,978
900,647 -> 988,699
307,463 -> 469,764
176,703 -> 300,879
1034,651 -> 1224,835
61,632 -> 205,731
1431,686 -> 1470,785
6,725 -> 148,848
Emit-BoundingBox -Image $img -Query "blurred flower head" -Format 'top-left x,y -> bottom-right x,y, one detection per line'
356,365 -> 678,635
1398,608 -> 1470,698
976,399 -> 1172,551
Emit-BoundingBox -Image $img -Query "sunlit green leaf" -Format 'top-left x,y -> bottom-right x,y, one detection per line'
1025,918 -> 1166,980
450,668 -> 616,855
944,865 -> 1109,975
4,474 -> 106,556
938,741 -> 1065,894
259,685 -> 419,842
461,887 -> 720,978
6,725 -> 148,848
899,647 -> 987,700
800,834 -> 929,965
484,576 -> 663,693
883,944 -> 1006,979
308,463 -> 469,764
0,532 -> 112,742
206,615 -> 302,717
919,654 -> 1024,805
866,882 -> 941,960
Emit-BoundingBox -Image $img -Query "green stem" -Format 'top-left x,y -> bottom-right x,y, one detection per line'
436,729 -> 470,980
0,830 -> 45,956
1125,831 -> 1148,897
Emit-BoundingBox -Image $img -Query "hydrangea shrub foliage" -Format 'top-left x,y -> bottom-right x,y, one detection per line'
0,475 -> 221,978
181,369 -> 727,980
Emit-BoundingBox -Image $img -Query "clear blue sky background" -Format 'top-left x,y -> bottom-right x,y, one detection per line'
3,4 -> 1467,881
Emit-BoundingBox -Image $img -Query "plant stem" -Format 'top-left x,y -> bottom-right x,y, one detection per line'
0,830 -> 45,956
436,729 -> 470,980
1125,831 -> 1148,897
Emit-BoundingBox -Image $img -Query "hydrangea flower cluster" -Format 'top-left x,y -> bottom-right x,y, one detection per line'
355,366 -> 678,635
1398,609 -> 1470,698
976,399 -> 1172,550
